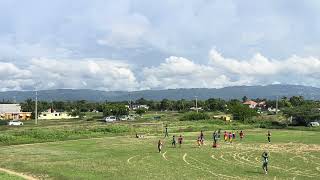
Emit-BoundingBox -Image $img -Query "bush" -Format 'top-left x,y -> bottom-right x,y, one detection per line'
258,120 -> 288,129
0,120 -> 8,125
135,108 -> 147,116
180,112 -> 210,121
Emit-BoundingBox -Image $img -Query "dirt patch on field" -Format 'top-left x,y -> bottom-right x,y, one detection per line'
0,167 -> 38,180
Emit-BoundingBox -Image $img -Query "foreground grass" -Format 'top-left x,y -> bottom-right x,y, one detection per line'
0,172 -> 23,180
0,129 -> 319,179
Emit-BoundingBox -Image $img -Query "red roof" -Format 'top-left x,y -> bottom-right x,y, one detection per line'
243,100 -> 257,105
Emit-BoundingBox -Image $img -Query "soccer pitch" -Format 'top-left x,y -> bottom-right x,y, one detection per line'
0,129 -> 319,180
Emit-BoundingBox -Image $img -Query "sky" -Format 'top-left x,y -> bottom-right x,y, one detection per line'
1,0 -> 320,91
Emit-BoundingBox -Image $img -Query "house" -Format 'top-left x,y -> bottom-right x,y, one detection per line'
243,100 -> 258,109
0,104 -> 21,114
131,105 -> 149,110
38,108 -> 79,120
1,112 -> 32,120
190,107 -> 203,111
0,104 -> 32,120
268,107 -> 280,113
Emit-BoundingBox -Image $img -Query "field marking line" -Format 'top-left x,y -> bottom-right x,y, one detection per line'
127,155 -> 139,164
287,167 -> 297,171
162,151 -> 168,161
182,153 -> 226,179
237,151 -> 316,177
211,154 -> 219,161
220,154 -> 227,161
183,153 -> 189,165
0,167 -> 38,180
189,156 -> 240,179
292,177 -> 296,180
289,155 -> 308,162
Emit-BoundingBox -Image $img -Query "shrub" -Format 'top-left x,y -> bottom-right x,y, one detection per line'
180,112 -> 210,121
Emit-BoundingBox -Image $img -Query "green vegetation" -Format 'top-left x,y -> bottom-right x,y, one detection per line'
228,103 -> 258,122
103,104 -> 129,117
135,108 -> 147,116
180,112 -> 210,121
0,129 -> 319,179
0,172 -> 23,180
1,94 -> 320,179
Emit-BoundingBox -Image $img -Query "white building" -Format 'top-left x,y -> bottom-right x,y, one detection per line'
39,108 -> 79,120
132,105 -> 149,110
0,104 -> 21,114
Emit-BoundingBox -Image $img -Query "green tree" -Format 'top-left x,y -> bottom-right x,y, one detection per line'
289,96 -> 305,107
68,109 -> 84,118
282,104 -> 320,126
103,104 -> 129,117
135,98 -> 148,105
229,103 -> 258,122
160,99 -> 172,111
205,98 -> 226,112
135,108 -> 146,116
242,96 -> 248,103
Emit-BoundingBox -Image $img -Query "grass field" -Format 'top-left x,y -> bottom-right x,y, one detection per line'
0,172 -> 23,180
0,129 -> 319,180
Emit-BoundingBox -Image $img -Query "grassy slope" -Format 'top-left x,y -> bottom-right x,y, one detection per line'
0,129 -> 319,180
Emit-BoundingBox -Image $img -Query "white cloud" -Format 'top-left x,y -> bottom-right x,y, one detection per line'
140,49 -> 320,90
0,58 -> 139,91
2,49 -> 320,91
141,56 -> 244,89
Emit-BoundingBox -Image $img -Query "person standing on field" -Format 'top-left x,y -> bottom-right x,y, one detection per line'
158,140 -> 163,153
178,135 -> 183,148
212,131 -> 218,148
172,135 -> 177,148
267,131 -> 271,143
229,132 -> 233,143
239,130 -> 244,140
261,152 -> 269,174
224,131 -> 228,142
164,126 -> 169,138
200,130 -> 205,145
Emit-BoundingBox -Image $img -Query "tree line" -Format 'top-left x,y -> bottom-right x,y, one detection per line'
18,96 -> 320,125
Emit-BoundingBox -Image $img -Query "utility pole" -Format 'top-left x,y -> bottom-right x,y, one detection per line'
35,91 -> 38,125
128,93 -> 132,111
276,96 -> 279,115
195,96 -> 198,113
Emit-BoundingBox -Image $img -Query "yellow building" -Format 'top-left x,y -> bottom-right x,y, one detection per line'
1,112 -> 32,120
0,104 -> 31,120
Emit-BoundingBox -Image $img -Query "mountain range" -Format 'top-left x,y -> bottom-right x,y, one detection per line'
0,84 -> 319,102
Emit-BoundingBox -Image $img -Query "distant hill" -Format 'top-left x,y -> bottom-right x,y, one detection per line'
0,84 -> 320,102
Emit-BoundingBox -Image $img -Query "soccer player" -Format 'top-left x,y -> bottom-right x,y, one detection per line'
200,130 -> 204,145
229,132 -> 233,143
261,152 -> 269,174
267,131 -> 271,143
172,135 -> 176,148
178,135 -> 183,148
212,131 -> 218,148
239,130 -> 244,140
164,126 -> 169,138
224,131 -> 228,142
197,136 -> 201,147
158,140 -> 163,153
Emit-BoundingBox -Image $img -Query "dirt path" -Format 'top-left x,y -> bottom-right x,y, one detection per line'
0,167 -> 37,180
